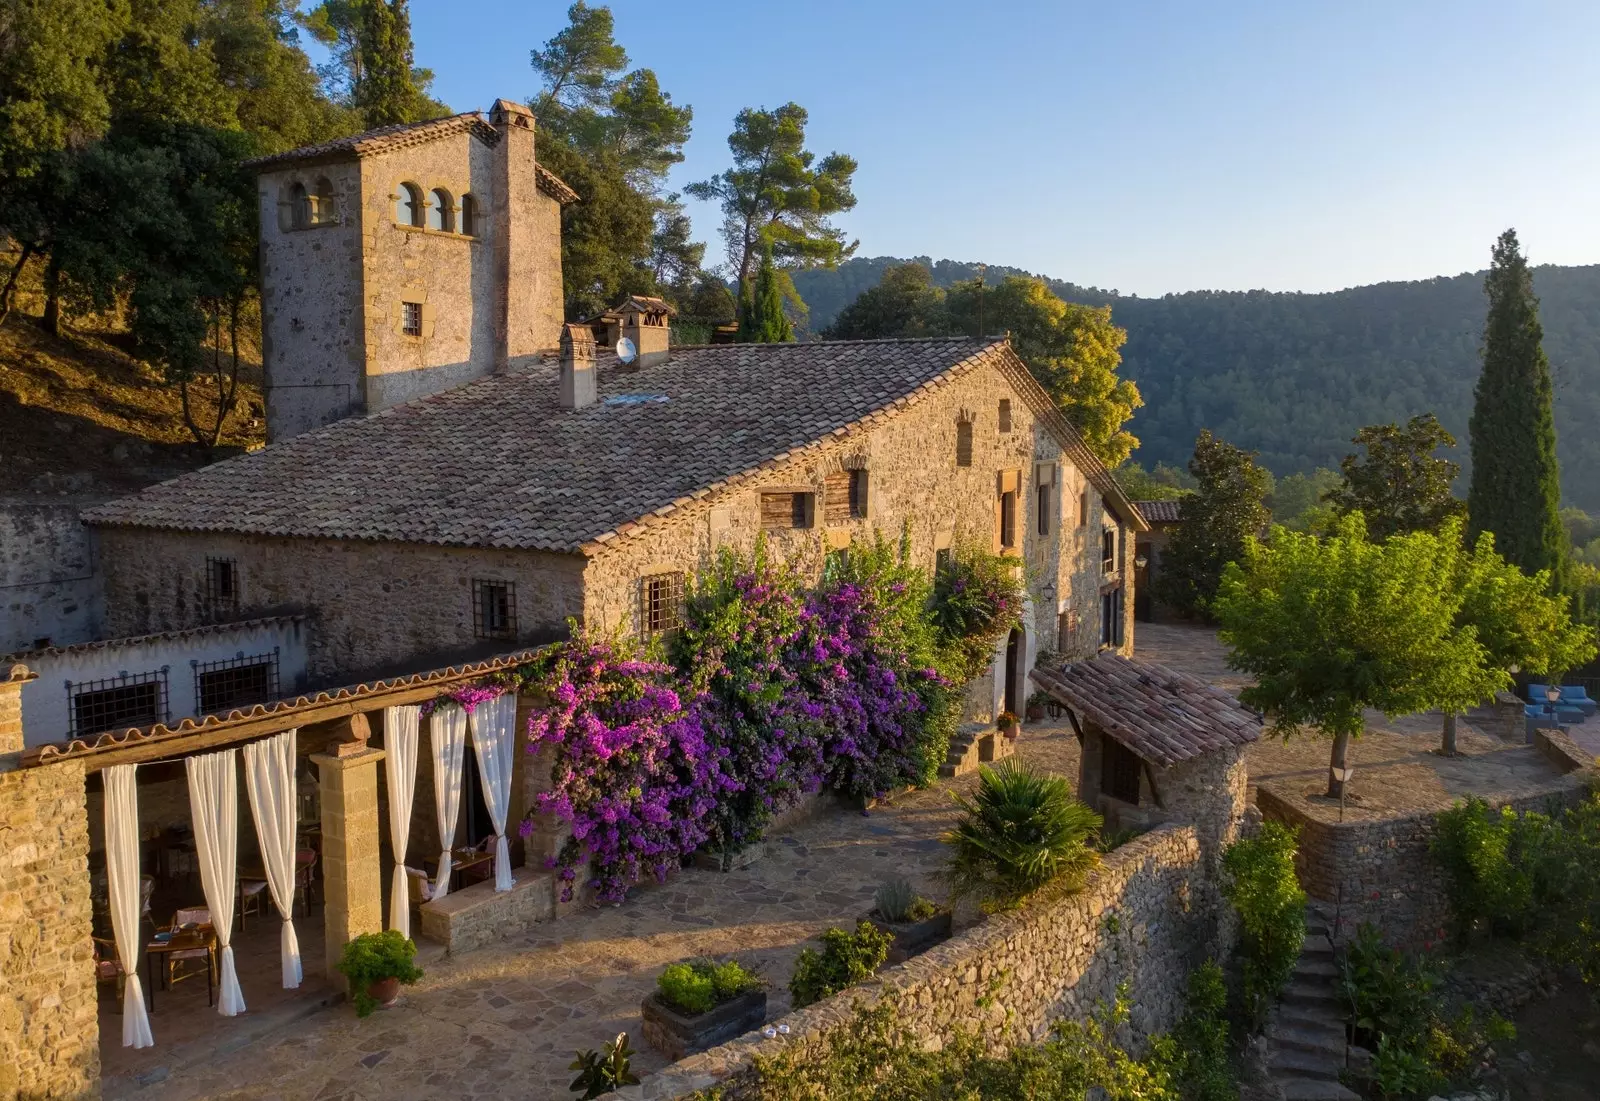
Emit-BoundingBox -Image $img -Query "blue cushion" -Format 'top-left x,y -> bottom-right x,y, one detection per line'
1560,685 -> 1595,703
1528,684 -> 1550,705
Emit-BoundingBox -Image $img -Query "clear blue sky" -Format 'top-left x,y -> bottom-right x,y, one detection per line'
394,0 -> 1600,296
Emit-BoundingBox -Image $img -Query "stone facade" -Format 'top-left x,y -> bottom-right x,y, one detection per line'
619,822 -> 1234,1100
257,106 -> 564,442
0,668 -> 99,1099
1077,725 -> 1249,856
1,496 -> 105,653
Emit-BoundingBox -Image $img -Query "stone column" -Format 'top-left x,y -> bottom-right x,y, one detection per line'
313,741 -> 387,986
0,661 -> 29,756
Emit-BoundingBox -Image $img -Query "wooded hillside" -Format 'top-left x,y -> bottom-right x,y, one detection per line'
794,259 -> 1600,511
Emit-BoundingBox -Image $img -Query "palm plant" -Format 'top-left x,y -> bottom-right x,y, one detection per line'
944,761 -> 1102,910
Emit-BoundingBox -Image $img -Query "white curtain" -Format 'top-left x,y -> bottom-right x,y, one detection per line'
103,765 -> 154,1048
242,731 -> 301,989
468,693 -> 517,892
384,706 -> 421,936
186,749 -> 246,1016
430,704 -> 468,900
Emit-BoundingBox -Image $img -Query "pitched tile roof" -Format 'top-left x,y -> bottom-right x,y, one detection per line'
242,112 -> 578,203
1134,498 -> 1184,524
1029,652 -> 1260,767
84,337 -> 1141,554
1,615 -> 303,665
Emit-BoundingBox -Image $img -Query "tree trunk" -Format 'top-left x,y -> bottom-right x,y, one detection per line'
1327,730 -> 1352,798
1441,711 -> 1458,757
41,255 -> 62,336
0,242 -> 36,328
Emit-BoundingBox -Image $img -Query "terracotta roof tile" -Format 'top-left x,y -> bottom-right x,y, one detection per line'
1030,652 -> 1260,767
1133,499 -> 1184,524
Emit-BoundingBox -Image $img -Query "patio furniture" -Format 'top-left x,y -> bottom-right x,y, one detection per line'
293,848 -> 318,911
449,845 -> 493,892
145,912 -> 217,1010
140,874 -> 156,935
405,865 -> 435,918
238,875 -> 269,931
93,937 -> 126,1003
1561,684 -> 1598,716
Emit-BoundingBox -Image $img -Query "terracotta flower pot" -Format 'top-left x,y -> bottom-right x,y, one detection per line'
367,976 -> 401,1009
1025,704 -> 1046,723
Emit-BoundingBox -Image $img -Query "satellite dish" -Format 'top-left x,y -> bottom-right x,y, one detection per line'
616,336 -> 638,364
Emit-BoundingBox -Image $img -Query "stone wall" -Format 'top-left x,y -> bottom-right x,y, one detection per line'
98,528 -> 583,685
621,823 -> 1230,1100
1257,754 -> 1592,949
1,496 -> 105,654
0,670 -> 98,1099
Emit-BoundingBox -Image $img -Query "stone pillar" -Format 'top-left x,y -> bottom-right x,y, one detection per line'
0,664 -> 99,1098
313,743 -> 386,985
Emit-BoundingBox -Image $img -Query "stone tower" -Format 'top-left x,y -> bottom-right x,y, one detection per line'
250,100 -> 575,442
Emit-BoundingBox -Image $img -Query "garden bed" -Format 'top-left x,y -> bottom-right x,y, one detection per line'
640,988 -> 768,1062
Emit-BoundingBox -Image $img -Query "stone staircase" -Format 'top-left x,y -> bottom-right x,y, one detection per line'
937,723 -> 1016,778
1267,902 -> 1359,1101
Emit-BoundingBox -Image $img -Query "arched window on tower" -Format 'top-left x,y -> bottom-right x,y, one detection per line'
312,177 -> 335,225
289,182 -> 311,230
396,182 -> 424,227
428,188 -> 452,232
459,193 -> 476,236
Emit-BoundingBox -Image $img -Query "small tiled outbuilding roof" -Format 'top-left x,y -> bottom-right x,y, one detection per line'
242,112 -> 579,204
1030,652 -> 1259,767
84,337 -> 1145,555
1133,498 -> 1184,524
1,615 -> 303,664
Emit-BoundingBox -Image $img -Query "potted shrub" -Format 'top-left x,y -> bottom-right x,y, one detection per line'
569,1032 -> 640,1098
997,710 -> 1021,740
788,920 -> 892,1008
1025,690 -> 1051,724
865,877 -> 951,962
336,929 -> 424,1016
640,958 -> 767,1060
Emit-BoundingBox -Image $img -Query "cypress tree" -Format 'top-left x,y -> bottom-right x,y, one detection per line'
356,0 -> 425,129
740,243 -> 793,343
1467,229 -> 1568,590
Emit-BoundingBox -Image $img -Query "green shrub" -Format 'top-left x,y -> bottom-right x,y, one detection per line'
1167,961 -> 1237,1101
929,542 -> 1025,684
874,878 -> 939,923
334,929 -> 424,1017
569,1031 -> 640,1098
788,921 -> 892,1009
944,761 -> 1102,911
1221,821 -> 1306,1031
657,959 -> 764,1016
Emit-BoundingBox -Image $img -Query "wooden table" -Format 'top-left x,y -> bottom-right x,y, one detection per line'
449,848 -> 493,892
143,927 -> 216,1011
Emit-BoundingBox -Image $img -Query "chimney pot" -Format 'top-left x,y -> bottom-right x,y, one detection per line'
619,305 -> 670,370
559,323 -> 597,410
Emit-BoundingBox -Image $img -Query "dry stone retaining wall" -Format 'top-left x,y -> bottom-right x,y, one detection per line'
620,822 -> 1230,1100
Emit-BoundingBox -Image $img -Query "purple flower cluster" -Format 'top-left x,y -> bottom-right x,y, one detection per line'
419,681 -> 510,718
519,640 -> 735,903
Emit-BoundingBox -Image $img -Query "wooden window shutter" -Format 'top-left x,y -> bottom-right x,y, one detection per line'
824,471 -> 852,524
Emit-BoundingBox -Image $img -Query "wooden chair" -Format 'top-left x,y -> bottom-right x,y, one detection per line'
93,937 -> 125,1003
239,877 -> 269,931
404,866 -> 435,921
293,848 -> 318,911
139,874 -> 156,935
161,907 -> 217,1000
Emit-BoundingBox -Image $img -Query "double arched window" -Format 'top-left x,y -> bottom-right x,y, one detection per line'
397,182 -> 425,227
287,178 -> 337,229
289,182 -> 312,230
459,193 -> 476,236
427,188 -> 452,232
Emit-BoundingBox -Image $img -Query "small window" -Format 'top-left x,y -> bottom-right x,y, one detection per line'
402,301 -> 423,336
397,182 -> 424,227
642,572 -> 684,638
999,488 -> 1018,551
1101,528 -> 1117,574
1079,490 -> 1089,529
760,491 -> 813,530
68,671 -> 168,737
1102,736 -> 1141,804
312,177 -> 335,225
1036,464 -> 1056,537
428,188 -> 452,232
1100,586 -> 1125,648
194,652 -> 280,716
459,193 -> 476,236
998,398 -> 1012,433
824,469 -> 868,524
848,469 -> 868,519
472,579 -> 517,640
206,556 -> 239,618
289,182 -> 311,230
956,420 -> 973,467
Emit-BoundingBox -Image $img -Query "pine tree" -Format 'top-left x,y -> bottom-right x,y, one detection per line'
354,0 -> 428,128
1468,229 -> 1568,590
741,244 -> 793,343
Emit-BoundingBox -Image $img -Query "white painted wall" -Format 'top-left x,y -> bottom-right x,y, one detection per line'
14,617 -> 310,748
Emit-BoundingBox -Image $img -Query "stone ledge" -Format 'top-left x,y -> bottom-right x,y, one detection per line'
1534,727 -> 1595,775
418,870 -> 554,954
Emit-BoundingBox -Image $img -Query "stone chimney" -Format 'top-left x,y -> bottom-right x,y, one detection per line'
559,323 -> 597,410
617,299 -> 671,370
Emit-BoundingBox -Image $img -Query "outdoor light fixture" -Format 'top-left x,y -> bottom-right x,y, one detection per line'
1134,554 -> 1149,569
1547,685 -> 1563,705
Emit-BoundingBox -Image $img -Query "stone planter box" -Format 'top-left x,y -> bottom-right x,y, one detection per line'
640,989 -> 768,1061
692,844 -> 765,873
866,908 -> 953,963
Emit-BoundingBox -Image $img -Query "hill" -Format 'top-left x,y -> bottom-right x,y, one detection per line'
792,259 -> 1600,512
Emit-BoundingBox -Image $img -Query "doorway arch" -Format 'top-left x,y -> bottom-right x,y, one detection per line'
1003,628 -> 1024,717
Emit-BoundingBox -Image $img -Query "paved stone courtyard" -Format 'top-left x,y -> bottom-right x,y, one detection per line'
103,622 -> 1581,1100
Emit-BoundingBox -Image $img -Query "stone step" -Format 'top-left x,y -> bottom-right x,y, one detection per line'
1276,1022 -> 1347,1058
1270,1048 -> 1343,1081
1279,1077 -> 1359,1101
1283,980 -> 1341,1007
1278,1005 -> 1346,1033
1295,958 -> 1340,979
1301,934 -> 1336,959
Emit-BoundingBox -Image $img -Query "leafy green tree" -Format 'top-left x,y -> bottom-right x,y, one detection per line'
1216,515 -> 1507,798
1468,229 -> 1569,590
739,243 -> 792,343
823,262 -> 947,339
1153,431 -> 1272,619
0,0 -> 127,178
1327,413 -> 1465,539
1271,468 -> 1341,534
1114,460 -> 1187,502
530,2 -> 699,318
686,101 -> 857,325
300,0 -> 445,128
947,275 -> 1142,467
